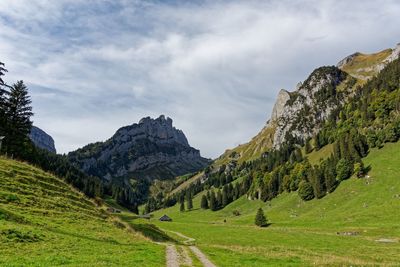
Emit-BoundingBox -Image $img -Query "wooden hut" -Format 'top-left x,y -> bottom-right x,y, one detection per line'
159,214 -> 172,222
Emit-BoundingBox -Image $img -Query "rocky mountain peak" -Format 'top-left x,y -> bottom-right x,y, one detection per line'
29,126 -> 56,153
115,115 -> 189,147
270,89 -> 290,122
68,115 -> 209,204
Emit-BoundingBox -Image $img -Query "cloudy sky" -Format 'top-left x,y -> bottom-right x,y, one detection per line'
0,0 -> 399,158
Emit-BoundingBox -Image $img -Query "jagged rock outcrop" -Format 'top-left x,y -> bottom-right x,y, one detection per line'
269,66 -> 348,148
29,126 -> 56,153
68,115 -> 210,187
216,43 -> 400,165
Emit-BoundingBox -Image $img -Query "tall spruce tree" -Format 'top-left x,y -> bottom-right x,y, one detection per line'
186,190 -> 193,210
209,191 -> 217,211
5,80 -> 33,157
255,208 -> 268,227
200,195 -> 209,209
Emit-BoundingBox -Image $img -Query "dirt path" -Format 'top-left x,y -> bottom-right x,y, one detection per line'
163,230 -> 217,267
189,246 -> 216,267
166,244 -> 179,267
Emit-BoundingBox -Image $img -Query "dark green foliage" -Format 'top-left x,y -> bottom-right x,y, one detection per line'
186,190 -> 193,210
354,161 -> 366,178
209,191 -> 217,211
200,195 -> 209,209
179,201 -> 185,212
336,159 -> 353,181
298,180 -> 314,201
2,81 -> 33,157
254,208 -> 268,227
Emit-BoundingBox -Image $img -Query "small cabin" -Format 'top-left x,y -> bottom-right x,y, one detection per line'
159,214 -> 172,222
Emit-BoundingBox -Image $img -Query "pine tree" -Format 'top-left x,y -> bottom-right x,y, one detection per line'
255,208 -> 268,227
186,190 -> 193,210
209,191 -> 217,211
222,186 -> 229,207
180,201 -> 185,212
305,138 -> 312,154
200,195 -> 209,209
216,190 -> 222,209
4,80 -> 33,157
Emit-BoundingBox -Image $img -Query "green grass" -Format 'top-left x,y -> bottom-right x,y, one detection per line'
306,143 -> 334,165
147,142 -> 400,266
0,157 -> 164,266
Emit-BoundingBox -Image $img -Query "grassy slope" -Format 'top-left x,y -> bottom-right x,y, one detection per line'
341,49 -> 392,81
0,157 -> 163,266
145,142 -> 400,266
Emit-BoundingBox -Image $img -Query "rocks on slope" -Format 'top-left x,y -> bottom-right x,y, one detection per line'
29,126 -> 56,153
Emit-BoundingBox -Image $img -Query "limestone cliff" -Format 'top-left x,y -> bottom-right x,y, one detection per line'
29,126 -> 56,153
68,115 -> 210,187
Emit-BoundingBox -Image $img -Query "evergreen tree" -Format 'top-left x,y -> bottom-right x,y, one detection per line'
222,185 -> 229,207
4,81 -> 33,157
186,190 -> 193,210
298,180 -> 314,201
180,201 -> 185,212
336,159 -> 353,181
216,190 -> 222,209
209,191 -> 217,211
200,195 -> 209,209
254,208 -> 268,227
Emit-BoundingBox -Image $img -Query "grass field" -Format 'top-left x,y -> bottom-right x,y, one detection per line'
0,157 -> 164,266
140,142 -> 400,266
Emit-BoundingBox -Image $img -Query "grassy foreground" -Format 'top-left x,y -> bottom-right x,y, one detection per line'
0,157 -> 164,266
146,142 -> 400,266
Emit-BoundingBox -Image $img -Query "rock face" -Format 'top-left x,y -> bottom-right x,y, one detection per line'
29,126 -> 56,153
268,66 -> 348,148
68,115 -> 210,186
218,42 -> 400,164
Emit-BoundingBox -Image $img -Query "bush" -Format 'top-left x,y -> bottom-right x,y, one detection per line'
298,180 -> 314,201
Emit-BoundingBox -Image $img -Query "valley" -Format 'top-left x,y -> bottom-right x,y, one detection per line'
1,6 -> 400,265
136,142 -> 400,266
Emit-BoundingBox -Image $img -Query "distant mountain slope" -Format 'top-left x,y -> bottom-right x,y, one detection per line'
216,43 -> 400,164
0,157 -> 163,265
29,126 -> 56,153
68,115 -> 210,207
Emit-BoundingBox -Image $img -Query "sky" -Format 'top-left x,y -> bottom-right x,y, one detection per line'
0,0 -> 399,158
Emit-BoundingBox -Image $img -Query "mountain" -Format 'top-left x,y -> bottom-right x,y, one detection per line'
68,115 -> 210,206
29,126 -> 56,153
216,43 -> 400,164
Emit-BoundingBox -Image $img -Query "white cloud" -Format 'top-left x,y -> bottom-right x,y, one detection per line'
0,0 -> 399,157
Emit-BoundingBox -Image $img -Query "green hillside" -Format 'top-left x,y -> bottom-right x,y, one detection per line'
144,142 -> 400,266
0,157 -> 164,266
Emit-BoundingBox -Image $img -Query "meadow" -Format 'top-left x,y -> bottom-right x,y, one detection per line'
0,157 -> 164,266
140,142 -> 400,266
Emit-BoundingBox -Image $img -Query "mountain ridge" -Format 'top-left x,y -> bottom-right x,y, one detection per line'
216,42 -> 400,165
